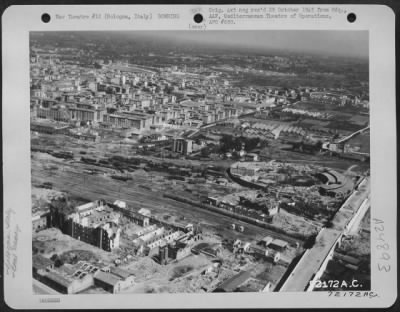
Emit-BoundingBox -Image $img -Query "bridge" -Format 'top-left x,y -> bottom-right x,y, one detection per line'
336,125 -> 370,144
279,177 -> 370,292
345,196 -> 370,235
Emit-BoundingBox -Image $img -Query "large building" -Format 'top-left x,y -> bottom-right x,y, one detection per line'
31,120 -> 70,135
33,105 -> 70,122
230,162 -> 263,177
173,138 -> 193,155
33,257 -> 96,294
69,107 -> 98,123
50,200 -> 122,252
213,270 -> 272,292
32,255 -> 135,294
213,271 -> 252,292
93,266 -> 135,294
32,100 -> 106,124
102,113 -> 145,130
316,170 -> 355,198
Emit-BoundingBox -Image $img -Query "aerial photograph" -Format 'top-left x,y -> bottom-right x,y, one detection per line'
30,30 -> 371,294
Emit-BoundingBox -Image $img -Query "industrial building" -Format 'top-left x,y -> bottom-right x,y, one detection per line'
50,200 -> 122,252
213,271 -> 252,292
33,258 -> 96,294
316,170 -> 355,198
173,138 -> 193,155
32,254 -> 134,294
31,120 -> 70,135
93,267 -> 135,294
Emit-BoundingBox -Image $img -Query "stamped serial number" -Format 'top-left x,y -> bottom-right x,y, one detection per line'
39,297 -> 60,303
328,291 -> 379,298
310,279 -> 362,289
373,218 -> 391,273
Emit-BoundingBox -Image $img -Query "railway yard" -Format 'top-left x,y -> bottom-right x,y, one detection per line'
31,125 -> 370,294
32,137 -> 306,293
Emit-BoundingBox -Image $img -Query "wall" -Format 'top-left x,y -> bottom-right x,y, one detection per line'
116,276 -> 135,293
94,278 -> 115,293
70,275 -> 94,294
32,216 -> 48,232
40,274 -> 70,294
50,208 -> 116,252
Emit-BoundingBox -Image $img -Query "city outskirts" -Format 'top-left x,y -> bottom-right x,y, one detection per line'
30,31 -> 371,295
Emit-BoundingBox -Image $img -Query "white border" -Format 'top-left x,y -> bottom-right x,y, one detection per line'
2,4 -> 397,309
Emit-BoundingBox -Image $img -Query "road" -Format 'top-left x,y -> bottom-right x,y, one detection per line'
279,177 -> 370,292
336,125 -> 370,144
345,197 -> 370,235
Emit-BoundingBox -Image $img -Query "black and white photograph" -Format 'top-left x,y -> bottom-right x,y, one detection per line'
2,4 -> 397,309
30,30 -> 372,295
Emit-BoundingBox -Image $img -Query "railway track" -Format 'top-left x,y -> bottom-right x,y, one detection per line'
31,163 -> 303,244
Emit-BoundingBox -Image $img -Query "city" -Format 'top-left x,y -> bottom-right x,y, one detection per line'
30,31 -> 371,294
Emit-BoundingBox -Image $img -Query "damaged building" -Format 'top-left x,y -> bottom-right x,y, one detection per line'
49,199 -> 121,252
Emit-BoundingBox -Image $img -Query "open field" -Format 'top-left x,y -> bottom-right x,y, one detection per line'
263,141 -> 370,173
293,101 -> 368,116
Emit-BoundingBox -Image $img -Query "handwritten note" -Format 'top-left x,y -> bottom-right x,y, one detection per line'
4,208 -> 20,278
373,218 -> 391,273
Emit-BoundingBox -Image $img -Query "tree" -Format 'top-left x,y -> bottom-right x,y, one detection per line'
200,147 -> 210,158
54,259 -> 64,267
325,220 -> 334,228
163,85 -> 174,94
303,234 -> 317,249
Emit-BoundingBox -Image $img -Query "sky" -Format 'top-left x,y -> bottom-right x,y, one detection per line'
124,30 -> 369,59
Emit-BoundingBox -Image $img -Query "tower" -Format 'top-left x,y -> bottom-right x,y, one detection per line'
239,142 -> 246,158
159,243 -> 168,265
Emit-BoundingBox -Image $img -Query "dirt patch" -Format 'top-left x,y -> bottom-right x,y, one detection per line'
272,210 -> 320,237
32,228 -> 118,266
169,265 -> 194,280
59,250 -> 98,264
31,186 -> 65,214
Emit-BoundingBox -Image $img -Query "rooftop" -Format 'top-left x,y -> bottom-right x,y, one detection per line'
94,271 -> 121,286
31,120 -> 70,129
44,270 -> 73,288
270,239 -> 288,248
215,271 -> 251,292
261,236 -> 274,243
76,201 -> 96,212
69,106 -> 97,112
85,207 -> 115,219
109,266 -> 133,280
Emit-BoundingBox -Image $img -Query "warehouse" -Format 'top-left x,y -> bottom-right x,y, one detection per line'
213,271 -> 252,292
93,267 -> 135,293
